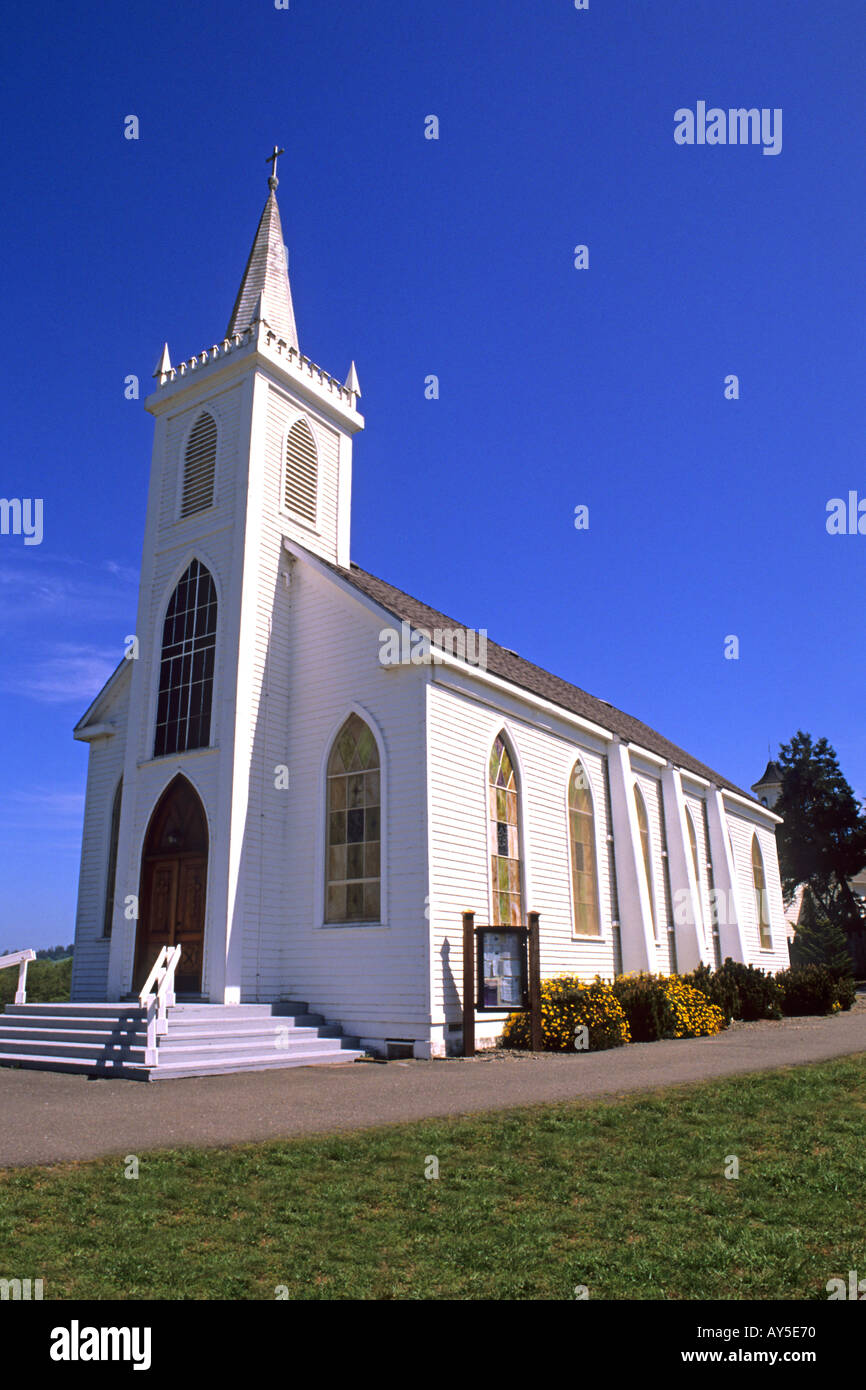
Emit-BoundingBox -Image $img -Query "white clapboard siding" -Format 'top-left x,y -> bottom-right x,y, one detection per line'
726,808 -> 789,971
426,679 -> 618,1026
681,789 -> 717,967
633,768 -> 676,973
70,670 -> 131,1002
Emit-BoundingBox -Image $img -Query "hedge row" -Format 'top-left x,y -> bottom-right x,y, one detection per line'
501,958 -> 856,1052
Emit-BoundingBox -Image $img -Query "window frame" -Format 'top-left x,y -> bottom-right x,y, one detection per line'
486,730 -> 526,929
566,757 -> 603,940
633,781 -> 658,939
751,832 -> 773,950
317,706 -> 387,930
152,557 -> 219,760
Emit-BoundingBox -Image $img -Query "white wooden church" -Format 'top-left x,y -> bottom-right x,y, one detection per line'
1,159 -> 791,1076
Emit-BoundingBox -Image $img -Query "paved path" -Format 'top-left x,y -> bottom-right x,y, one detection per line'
2,1005 -> 865,1168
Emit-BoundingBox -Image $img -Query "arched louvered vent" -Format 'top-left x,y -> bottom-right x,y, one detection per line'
180,413 -> 217,518
284,418 -> 318,524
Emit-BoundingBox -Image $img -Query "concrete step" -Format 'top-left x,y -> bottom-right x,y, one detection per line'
0,1052 -> 148,1078
163,1016 -> 332,1036
156,1034 -> 347,1058
0,999 -> 365,1080
0,1027 -> 147,1049
0,1014 -> 146,1034
4,1011 -> 145,1023
0,1037 -> 148,1062
147,1048 -> 365,1080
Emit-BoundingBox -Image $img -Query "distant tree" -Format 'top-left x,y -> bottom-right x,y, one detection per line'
773,731 -> 866,937
790,885 -> 853,979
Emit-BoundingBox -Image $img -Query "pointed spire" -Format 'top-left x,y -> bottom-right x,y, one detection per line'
153,342 -> 172,380
344,361 -> 361,398
227,155 -> 298,348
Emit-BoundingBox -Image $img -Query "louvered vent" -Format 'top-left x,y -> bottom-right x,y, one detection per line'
284,418 -> 318,524
180,413 -> 217,517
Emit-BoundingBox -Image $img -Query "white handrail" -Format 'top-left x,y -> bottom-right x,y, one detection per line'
0,949 -> 37,1004
139,944 -> 181,1065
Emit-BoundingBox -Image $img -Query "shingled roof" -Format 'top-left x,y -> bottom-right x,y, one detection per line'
316,555 -> 756,801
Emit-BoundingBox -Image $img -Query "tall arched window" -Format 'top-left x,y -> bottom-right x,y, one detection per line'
154,560 -> 217,757
489,734 -> 523,926
751,834 -> 772,949
569,760 -> 600,936
685,805 -> 703,921
102,777 -> 123,938
325,714 -> 381,922
634,784 -> 657,937
180,412 -> 217,517
284,417 -> 318,525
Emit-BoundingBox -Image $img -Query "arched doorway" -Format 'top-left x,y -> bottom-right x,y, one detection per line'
134,776 -> 208,994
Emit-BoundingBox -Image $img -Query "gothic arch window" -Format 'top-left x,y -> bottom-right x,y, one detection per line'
751,833 -> 772,949
284,417 -> 318,525
634,783 -> 657,937
686,805 -> 705,937
489,734 -> 523,926
325,714 -> 381,923
154,560 -> 217,758
569,760 -> 600,936
102,777 -> 123,938
180,412 -> 217,517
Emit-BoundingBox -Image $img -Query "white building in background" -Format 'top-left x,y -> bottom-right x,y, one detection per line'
69,165 -> 790,1058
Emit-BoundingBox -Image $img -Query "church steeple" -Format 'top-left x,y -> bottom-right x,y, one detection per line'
226,149 -> 298,349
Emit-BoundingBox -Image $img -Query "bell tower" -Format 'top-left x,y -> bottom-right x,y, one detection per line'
106,152 -> 365,1003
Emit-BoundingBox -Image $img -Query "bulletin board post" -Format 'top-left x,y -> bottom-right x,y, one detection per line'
462,911 -> 476,1058
527,911 -> 542,1052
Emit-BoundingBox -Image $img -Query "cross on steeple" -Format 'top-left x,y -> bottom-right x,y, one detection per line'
266,145 -> 285,190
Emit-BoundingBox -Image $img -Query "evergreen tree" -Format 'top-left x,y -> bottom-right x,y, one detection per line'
773,731 -> 866,935
790,885 -> 853,979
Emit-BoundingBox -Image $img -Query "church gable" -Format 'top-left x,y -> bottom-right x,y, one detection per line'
73,658 -> 132,740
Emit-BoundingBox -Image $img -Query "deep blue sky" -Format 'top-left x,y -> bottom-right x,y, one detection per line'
1,0 -> 863,948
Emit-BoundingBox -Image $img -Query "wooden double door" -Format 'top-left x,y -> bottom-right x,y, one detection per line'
134,776 -> 208,994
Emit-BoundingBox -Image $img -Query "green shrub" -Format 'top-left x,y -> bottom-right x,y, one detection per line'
777,964 -> 848,1016
502,975 -> 630,1051
611,973 -> 677,1041
683,958 -> 782,1021
0,956 -> 73,1013
611,972 -> 727,1040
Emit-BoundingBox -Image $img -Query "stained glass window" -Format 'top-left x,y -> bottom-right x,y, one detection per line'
325,714 -> 381,922
154,560 -> 217,758
751,834 -> 772,949
489,735 -> 523,926
569,760 -> 600,936
634,784 -> 657,938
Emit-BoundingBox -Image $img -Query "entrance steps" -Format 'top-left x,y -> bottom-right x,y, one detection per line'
0,1002 -> 365,1080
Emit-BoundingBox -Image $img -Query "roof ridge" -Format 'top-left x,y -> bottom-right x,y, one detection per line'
333,555 -> 756,801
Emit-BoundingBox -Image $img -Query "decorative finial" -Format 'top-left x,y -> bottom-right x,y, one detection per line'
266,144 -> 285,191
153,342 -> 172,381
345,361 -> 361,398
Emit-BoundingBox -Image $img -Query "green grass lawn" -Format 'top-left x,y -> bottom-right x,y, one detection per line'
2,1056 -> 865,1300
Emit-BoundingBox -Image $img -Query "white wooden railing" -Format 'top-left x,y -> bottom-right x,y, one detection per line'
0,949 -> 36,1004
138,945 -> 181,1066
